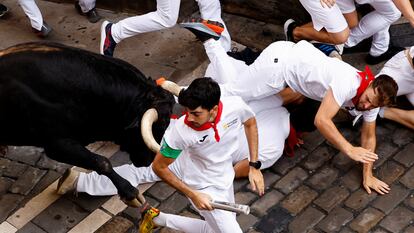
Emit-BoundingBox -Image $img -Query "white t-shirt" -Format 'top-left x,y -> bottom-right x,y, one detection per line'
379,47 -> 414,97
160,96 -> 255,190
284,41 -> 379,122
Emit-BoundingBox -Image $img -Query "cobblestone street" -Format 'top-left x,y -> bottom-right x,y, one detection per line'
0,0 -> 414,232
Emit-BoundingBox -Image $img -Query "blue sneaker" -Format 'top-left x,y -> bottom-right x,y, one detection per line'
100,20 -> 117,57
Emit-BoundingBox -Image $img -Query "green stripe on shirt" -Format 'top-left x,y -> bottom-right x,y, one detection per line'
160,139 -> 182,159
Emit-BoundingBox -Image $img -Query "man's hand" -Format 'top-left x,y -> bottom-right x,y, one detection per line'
363,176 -> 390,195
320,0 -> 336,8
249,168 -> 265,196
190,191 -> 213,211
347,146 -> 378,163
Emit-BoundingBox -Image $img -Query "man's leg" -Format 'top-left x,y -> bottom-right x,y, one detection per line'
345,0 -> 401,56
196,0 -> 231,51
203,39 -> 289,101
76,154 -> 184,196
234,102 -> 290,177
110,0 -> 180,43
292,0 -> 349,44
78,0 -> 96,13
18,0 -> 43,30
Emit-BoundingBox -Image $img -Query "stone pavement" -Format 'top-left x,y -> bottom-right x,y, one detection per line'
0,0 -> 414,232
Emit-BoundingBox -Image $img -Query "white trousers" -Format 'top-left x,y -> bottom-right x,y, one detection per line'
18,0 -> 43,30
379,47 -> 414,104
339,0 -> 401,56
77,154 -> 242,233
299,0 -> 348,33
204,39 -> 290,169
111,0 -> 231,51
78,0 -> 96,13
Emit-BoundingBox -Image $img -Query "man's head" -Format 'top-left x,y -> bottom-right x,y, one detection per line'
178,77 -> 221,128
356,74 -> 398,111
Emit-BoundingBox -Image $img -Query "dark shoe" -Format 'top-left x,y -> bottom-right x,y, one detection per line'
283,19 -> 297,42
86,8 -> 101,23
365,46 -> 405,65
227,47 -> 261,65
75,2 -> 101,23
33,22 -> 53,38
100,20 -> 117,56
180,18 -> 224,42
0,4 -> 9,18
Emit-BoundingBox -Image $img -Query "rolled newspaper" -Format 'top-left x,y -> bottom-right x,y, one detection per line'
210,200 -> 250,215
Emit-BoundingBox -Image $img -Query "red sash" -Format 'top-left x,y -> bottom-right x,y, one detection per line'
184,101 -> 223,142
351,66 -> 375,105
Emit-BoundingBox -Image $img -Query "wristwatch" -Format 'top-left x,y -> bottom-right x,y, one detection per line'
249,161 -> 262,169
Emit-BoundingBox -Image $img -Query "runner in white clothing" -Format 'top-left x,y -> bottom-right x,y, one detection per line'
362,46 -> 414,195
181,19 -> 399,195
286,0 -> 414,64
18,0 -> 52,37
99,0 -> 231,57
378,46 -> 414,129
58,78 -> 264,233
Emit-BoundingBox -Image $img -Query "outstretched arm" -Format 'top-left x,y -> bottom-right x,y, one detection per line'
315,89 -> 378,163
361,121 -> 390,194
152,152 -> 213,210
244,117 -> 264,196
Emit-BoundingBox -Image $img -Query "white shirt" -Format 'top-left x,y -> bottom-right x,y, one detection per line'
379,47 -> 414,97
284,41 -> 379,122
160,96 -> 255,190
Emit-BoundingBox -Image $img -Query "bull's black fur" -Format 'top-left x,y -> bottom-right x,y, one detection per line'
0,42 -> 175,201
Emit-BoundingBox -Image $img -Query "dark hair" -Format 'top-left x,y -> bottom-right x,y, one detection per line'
372,74 -> 398,106
178,77 -> 221,110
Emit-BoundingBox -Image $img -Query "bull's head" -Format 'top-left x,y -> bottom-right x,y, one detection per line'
141,79 -> 182,152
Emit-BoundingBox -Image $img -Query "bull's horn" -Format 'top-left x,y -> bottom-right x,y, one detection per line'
156,77 -> 182,97
141,108 -> 161,153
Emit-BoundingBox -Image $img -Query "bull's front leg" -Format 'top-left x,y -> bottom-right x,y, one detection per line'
45,138 -> 145,207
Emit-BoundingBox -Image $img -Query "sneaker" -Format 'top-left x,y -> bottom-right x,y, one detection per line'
75,2 -> 101,23
139,205 -> 160,233
56,167 -> 79,195
312,42 -> 342,58
227,47 -> 261,65
366,46 -> 405,65
180,18 -> 224,42
33,22 -> 53,38
0,4 -> 9,18
100,20 -> 117,56
283,19 -> 297,42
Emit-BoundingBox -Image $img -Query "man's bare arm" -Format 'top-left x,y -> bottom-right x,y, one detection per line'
361,121 -> 390,194
152,152 -> 213,210
243,117 -> 264,196
315,89 -> 378,163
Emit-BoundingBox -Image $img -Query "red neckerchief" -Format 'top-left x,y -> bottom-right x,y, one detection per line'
184,101 -> 223,142
352,66 -> 375,105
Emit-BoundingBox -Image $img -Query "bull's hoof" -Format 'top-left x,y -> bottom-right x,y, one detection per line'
56,167 -> 79,195
122,192 -> 146,208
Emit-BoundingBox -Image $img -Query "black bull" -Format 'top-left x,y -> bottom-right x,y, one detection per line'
0,42 -> 175,204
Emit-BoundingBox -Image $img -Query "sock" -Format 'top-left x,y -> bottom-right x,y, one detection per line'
153,212 -> 167,227
378,107 -> 386,118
